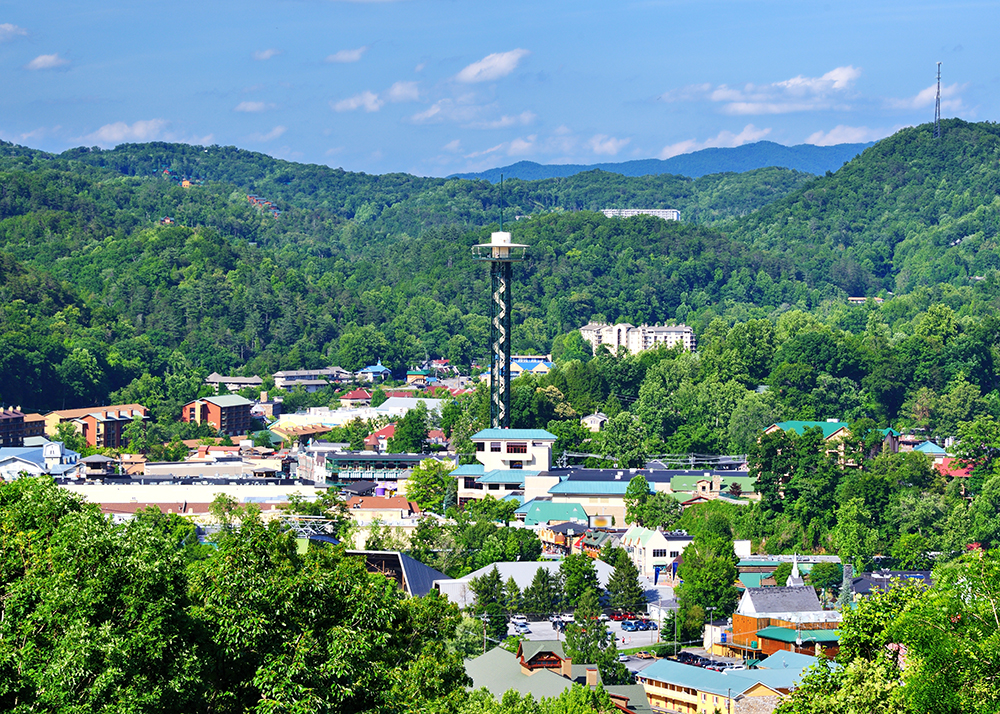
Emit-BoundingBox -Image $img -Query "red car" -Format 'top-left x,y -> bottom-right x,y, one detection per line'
609,611 -> 626,621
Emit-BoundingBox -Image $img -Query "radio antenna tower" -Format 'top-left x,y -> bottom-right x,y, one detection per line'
934,62 -> 942,138
472,176 -> 527,428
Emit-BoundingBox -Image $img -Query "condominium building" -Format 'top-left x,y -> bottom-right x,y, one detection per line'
181,395 -> 253,436
579,322 -> 696,355
43,404 -> 150,449
601,208 -> 680,221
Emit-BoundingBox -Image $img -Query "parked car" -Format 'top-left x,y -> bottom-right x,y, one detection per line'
516,623 -> 531,634
598,613 -> 610,622
621,620 -> 637,632
635,651 -> 656,660
561,613 -> 575,623
618,654 -> 630,662
723,663 -> 746,671
510,615 -> 528,625
640,619 -> 657,630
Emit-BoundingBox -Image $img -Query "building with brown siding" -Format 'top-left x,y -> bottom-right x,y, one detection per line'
0,408 -> 26,447
181,395 -> 253,436
42,404 -> 149,449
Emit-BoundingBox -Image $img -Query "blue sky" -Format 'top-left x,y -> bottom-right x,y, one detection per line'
0,0 -> 996,177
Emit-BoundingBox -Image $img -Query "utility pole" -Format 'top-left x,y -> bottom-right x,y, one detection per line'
934,62 -> 942,138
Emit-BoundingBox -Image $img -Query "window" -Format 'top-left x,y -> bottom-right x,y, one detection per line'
653,549 -> 667,558
488,484 -> 500,490
490,442 -> 501,452
475,442 -> 484,452
506,442 -> 527,454
670,550 -> 680,558
510,460 -> 523,469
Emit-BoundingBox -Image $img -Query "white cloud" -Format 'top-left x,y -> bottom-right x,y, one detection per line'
464,143 -> 505,159
588,134 -> 630,156
409,97 -> 481,124
0,23 -> 27,42
455,49 -> 529,83
887,82 -> 966,111
661,66 -> 861,115
658,124 -> 771,159
465,111 -> 536,130
85,119 -> 168,145
333,90 -> 383,112
443,139 -> 462,152
805,124 -> 893,146
387,81 -> 419,102
776,66 -> 862,94
253,49 -> 281,61
234,101 -> 276,113
508,135 -> 538,156
25,53 -> 69,70
248,125 -> 287,142
327,46 -> 368,63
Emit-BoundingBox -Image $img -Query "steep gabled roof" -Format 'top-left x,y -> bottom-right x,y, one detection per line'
738,585 -> 822,615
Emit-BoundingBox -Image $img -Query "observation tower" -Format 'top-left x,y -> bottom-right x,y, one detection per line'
472,230 -> 528,428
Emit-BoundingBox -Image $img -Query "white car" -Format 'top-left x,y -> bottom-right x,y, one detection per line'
561,613 -> 575,623
598,613 -> 610,621
510,615 -> 528,625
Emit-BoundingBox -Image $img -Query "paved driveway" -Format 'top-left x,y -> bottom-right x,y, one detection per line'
508,615 -> 677,651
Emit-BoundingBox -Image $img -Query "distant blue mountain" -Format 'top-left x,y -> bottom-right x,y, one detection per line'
448,140 -> 875,182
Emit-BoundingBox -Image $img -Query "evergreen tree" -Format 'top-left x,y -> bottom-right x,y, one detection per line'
522,566 -> 563,618
563,588 -> 630,685
606,551 -> 646,613
560,554 -> 601,609
503,576 -> 522,616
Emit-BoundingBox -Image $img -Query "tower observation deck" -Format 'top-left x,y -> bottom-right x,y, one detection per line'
472,231 -> 528,428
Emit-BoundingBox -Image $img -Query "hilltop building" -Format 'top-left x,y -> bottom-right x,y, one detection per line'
601,208 -> 680,221
580,322 -> 695,356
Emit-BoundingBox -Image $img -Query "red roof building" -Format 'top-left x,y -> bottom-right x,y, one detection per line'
364,424 -> 396,452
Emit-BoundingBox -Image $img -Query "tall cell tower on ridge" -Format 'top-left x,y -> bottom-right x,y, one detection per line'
934,62 -> 942,138
472,178 -> 528,429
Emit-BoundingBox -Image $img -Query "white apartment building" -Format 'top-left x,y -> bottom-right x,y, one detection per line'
601,208 -> 680,221
579,322 -> 696,356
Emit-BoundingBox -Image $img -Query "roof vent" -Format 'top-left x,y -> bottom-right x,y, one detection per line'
615,471 -> 623,480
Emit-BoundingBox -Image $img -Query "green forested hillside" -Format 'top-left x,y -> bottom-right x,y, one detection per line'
728,119 -> 1000,296
3,120 -> 1000,420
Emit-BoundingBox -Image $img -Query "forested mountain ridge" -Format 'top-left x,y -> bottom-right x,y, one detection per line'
727,119 -> 1000,296
449,140 -> 874,181
0,140 -> 814,230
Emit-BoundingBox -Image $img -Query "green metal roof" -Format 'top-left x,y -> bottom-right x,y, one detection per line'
520,500 -> 589,526
477,469 -> 537,484
756,626 -> 840,644
205,394 -> 253,407
739,573 -> 769,588
771,421 -> 849,438
669,475 -> 756,492
471,428 -> 557,441
549,480 -> 637,496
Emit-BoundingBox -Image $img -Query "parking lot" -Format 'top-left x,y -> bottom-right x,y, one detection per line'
507,614 -> 674,651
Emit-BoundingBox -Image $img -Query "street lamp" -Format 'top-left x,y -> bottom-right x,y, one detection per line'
705,607 -> 717,663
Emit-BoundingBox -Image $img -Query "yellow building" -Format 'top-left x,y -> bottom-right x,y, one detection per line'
637,657 -> 809,714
